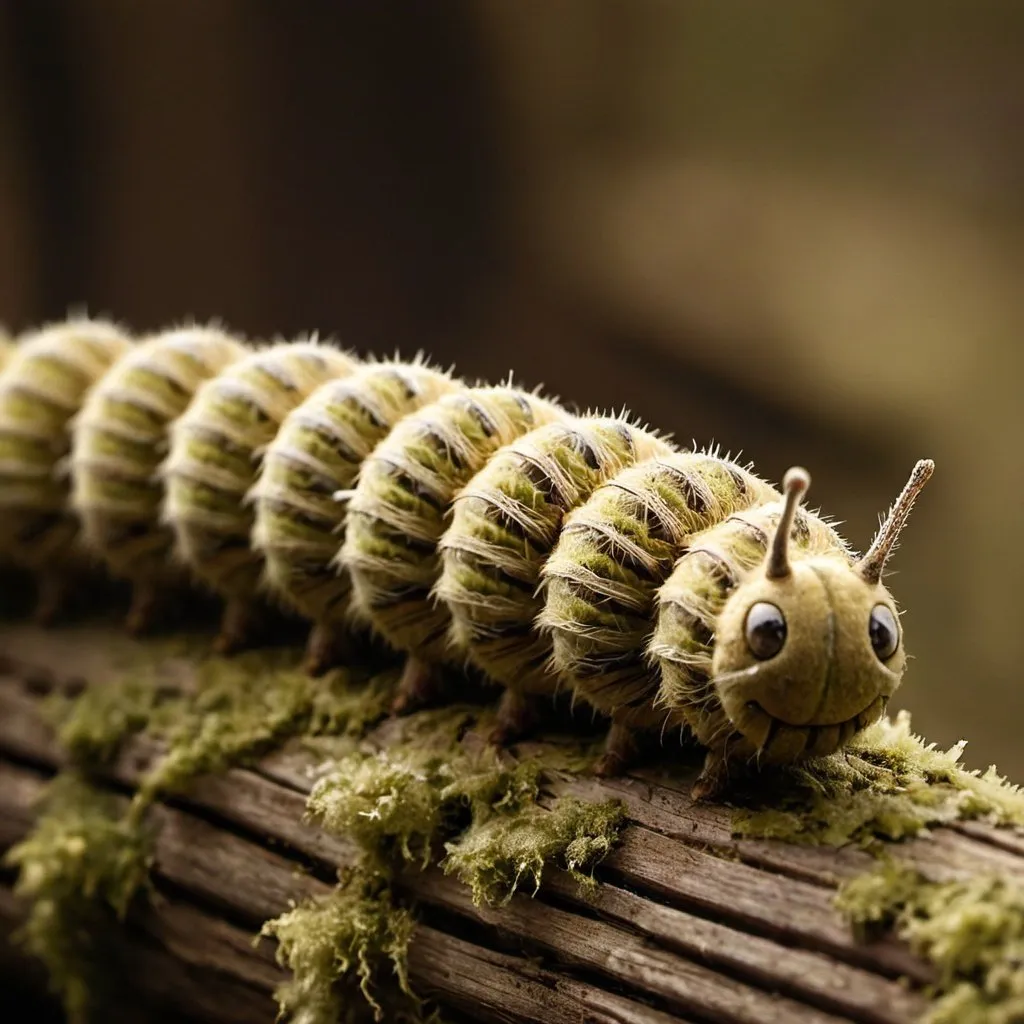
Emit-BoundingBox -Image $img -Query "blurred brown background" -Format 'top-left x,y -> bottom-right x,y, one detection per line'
0,1 -> 1020,777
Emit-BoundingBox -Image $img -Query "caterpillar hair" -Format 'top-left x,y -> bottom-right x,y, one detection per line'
251,356 -> 461,673
162,337 -> 358,652
435,413 -> 674,741
70,325 -> 249,633
340,382 -> 564,709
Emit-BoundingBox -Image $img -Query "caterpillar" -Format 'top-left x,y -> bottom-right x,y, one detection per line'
70,325 -> 249,633
161,338 -> 358,653
251,356 -> 461,674
0,319 -> 934,796
0,317 -> 133,621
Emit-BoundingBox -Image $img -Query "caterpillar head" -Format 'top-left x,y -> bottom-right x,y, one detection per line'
711,460 -> 934,763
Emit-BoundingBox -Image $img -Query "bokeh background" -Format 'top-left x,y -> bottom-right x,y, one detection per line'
0,1 -> 1021,777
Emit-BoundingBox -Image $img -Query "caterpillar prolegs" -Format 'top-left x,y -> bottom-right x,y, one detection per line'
0,320 -> 934,793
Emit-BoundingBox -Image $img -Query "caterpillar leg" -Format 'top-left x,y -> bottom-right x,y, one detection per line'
32,571 -> 70,626
593,713 -> 639,778
303,621 -> 353,677
125,579 -> 160,636
390,656 -> 438,715
488,685 -> 537,747
213,596 -> 261,656
690,749 -> 730,803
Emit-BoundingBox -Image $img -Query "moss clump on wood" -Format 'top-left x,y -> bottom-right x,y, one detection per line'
10,644 -> 401,1021
260,868 -> 417,1024
3,774 -> 151,1021
732,711 -> 1024,848
442,796 -> 624,906
837,860 -> 1024,1024
44,675 -> 181,766
133,652 -> 397,814
306,740 -> 544,870
295,717 -> 624,1017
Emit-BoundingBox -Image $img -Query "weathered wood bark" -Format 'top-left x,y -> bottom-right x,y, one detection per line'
1,623 -> 1023,1023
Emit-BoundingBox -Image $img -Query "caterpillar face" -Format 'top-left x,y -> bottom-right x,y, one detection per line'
653,462 -> 933,768
711,558 -> 904,763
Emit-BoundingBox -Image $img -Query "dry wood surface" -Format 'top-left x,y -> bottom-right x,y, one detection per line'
1,622 -> 1023,1023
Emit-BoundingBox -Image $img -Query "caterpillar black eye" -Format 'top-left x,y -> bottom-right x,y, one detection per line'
744,602 -> 787,660
868,603 -> 899,661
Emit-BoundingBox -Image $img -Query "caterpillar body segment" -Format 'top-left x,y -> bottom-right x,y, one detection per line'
540,451 -> 779,735
340,384 -> 564,706
435,414 -> 674,740
251,357 -> 461,674
0,318 -> 132,621
70,326 -> 248,632
162,339 -> 358,652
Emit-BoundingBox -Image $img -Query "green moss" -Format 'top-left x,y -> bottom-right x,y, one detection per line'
134,652 -> 396,813
43,677 -> 182,767
837,860 -> 1024,1024
260,868 -> 417,1024
3,775 -> 152,1021
307,743 -> 540,870
442,796 -> 625,906
733,711 -> 1024,848
41,635 -> 210,766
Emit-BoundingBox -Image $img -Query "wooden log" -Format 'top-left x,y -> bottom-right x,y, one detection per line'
1,622 -> 1022,1023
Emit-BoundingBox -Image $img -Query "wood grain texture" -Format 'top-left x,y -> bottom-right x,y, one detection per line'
1,622 -> 1022,1023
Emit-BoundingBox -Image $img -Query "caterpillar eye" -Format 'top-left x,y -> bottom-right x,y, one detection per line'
745,602 -> 787,660
869,604 -> 899,661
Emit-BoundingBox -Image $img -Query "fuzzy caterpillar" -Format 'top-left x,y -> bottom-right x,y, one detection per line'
1,319 -> 934,795
0,318 -> 132,619
435,414 -> 674,739
251,357 -> 461,673
162,338 -> 358,652
339,383 -> 564,705
70,326 -> 249,632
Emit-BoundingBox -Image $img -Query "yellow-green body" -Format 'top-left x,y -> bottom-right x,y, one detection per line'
71,327 -> 247,586
252,359 -> 460,624
540,451 -> 778,729
162,340 -> 357,601
436,415 -> 673,696
0,319 -> 132,569
341,385 -> 563,661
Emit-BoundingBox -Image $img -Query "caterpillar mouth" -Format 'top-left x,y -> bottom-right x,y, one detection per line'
733,695 -> 888,763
